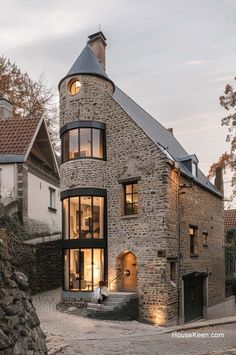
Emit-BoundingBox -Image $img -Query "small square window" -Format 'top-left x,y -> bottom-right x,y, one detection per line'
124,182 -> 138,215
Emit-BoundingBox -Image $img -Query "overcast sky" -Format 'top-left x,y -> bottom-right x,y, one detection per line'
1,0 -> 236,199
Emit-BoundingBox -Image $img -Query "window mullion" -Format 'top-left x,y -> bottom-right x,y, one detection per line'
68,249 -> 70,290
78,128 -> 80,158
92,249 -> 94,291
79,196 -> 81,239
92,196 -> 94,239
68,198 -> 70,240
91,128 -> 93,157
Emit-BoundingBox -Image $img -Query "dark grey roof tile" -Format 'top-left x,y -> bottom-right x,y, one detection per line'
112,86 -> 221,197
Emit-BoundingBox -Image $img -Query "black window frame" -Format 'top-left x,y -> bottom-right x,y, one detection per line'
60,121 -> 106,163
63,247 -> 106,292
62,195 -> 105,240
124,182 -> 138,215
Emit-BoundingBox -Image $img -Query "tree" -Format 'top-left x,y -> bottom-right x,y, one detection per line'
209,78 -> 236,199
0,56 -> 59,152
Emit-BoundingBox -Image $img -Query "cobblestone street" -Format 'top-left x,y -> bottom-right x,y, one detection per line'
33,289 -> 236,355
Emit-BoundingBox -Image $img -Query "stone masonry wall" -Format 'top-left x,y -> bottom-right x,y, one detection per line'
12,239 -> 62,295
59,75 -> 113,128
165,170 -> 225,323
0,229 -> 47,354
179,176 -> 225,306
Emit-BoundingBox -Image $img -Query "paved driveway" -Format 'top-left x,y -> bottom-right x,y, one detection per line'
33,289 -> 236,355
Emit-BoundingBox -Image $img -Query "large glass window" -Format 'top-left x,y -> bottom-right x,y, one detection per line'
80,128 -> 91,157
62,199 -> 69,239
63,196 -> 105,239
80,197 -> 92,238
70,197 -> 79,239
93,129 -> 104,158
69,129 -> 79,159
65,248 -> 104,291
61,127 -> 105,162
62,131 -> 69,162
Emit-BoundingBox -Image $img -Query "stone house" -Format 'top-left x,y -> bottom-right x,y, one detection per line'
59,31 -> 233,325
0,96 -> 61,236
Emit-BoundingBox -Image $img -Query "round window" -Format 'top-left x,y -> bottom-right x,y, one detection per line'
68,79 -> 81,95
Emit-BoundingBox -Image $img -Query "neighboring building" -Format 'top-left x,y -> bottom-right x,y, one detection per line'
224,209 -> 236,276
225,209 -> 236,231
59,32 -> 232,325
0,96 -> 61,236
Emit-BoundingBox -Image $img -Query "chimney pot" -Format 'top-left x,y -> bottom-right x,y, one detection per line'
214,166 -> 224,195
87,31 -> 107,71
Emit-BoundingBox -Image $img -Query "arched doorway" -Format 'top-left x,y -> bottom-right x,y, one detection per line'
116,252 -> 137,291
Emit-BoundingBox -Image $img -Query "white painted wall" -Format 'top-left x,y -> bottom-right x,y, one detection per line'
0,164 -> 17,205
28,172 -> 61,234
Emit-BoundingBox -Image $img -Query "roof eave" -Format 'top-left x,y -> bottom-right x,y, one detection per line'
179,169 -> 223,198
0,154 -> 25,163
58,72 -> 115,91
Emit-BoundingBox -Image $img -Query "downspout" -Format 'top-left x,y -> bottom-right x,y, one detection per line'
176,169 -> 181,325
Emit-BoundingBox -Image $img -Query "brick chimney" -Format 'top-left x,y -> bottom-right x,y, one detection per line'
0,95 -> 13,120
87,31 -> 107,71
214,166 -> 224,195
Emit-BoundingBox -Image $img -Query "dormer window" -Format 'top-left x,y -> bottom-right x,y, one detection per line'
179,154 -> 198,178
192,161 -> 197,177
68,79 -> 81,95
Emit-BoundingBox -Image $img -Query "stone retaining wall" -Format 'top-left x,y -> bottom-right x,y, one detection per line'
0,228 -> 47,354
12,239 -> 62,295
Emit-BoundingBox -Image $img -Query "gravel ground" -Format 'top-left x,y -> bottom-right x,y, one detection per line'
33,289 -> 236,355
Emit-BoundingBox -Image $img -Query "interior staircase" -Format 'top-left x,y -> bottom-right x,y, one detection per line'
87,292 -> 139,320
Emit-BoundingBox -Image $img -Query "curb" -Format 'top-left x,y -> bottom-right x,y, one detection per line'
159,317 -> 236,335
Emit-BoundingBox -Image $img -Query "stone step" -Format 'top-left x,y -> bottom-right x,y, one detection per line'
105,300 -> 125,306
87,303 -> 115,312
109,292 -> 137,298
106,297 -> 126,303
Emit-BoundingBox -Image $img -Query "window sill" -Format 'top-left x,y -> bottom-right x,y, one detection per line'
48,207 -> 57,213
121,214 -> 139,220
190,253 -> 199,258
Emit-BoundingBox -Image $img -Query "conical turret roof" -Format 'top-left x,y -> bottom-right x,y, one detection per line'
59,45 -> 114,88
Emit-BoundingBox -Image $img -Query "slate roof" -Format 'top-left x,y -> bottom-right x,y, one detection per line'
59,45 -> 114,88
112,86 -> 221,197
224,209 -> 236,231
0,115 -> 40,160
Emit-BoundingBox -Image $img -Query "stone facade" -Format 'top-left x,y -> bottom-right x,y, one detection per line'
59,32 -> 225,326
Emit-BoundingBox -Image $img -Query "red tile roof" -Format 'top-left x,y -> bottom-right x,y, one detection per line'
0,116 -> 40,155
224,209 -> 236,231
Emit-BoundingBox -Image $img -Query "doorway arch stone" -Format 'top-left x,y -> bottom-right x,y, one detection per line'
116,251 -> 137,291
